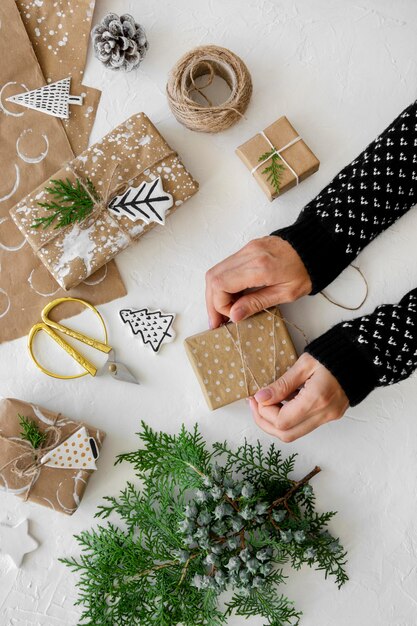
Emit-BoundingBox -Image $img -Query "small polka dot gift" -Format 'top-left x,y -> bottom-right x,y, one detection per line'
184,308 -> 298,410
0,398 -> 105,515
10,113 -> 199,290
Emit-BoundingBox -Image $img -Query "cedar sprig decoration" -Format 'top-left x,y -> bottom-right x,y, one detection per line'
18,414 -> 47,449
61,422 -> 347,626
32,177 -> 100,230
259,149 -> 285,195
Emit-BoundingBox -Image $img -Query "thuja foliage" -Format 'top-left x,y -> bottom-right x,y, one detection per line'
18,413 -> 46,449
32,177 -> 99,230
62,423 -> 348,626
259,149 -> 285,195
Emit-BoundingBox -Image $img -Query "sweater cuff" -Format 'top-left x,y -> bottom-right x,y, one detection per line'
305,325 -> 379,406
272,212 -> 351,294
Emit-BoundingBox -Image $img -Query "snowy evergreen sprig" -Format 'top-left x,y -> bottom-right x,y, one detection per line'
61,422 -> 347,626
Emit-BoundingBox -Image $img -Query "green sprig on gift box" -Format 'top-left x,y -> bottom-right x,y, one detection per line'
32,177 -> 99,230
259,149 -> 286,195
61,422 -> 347,626
18,413 -> 46,449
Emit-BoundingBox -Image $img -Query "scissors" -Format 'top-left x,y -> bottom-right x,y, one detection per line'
28,297 -> 139,384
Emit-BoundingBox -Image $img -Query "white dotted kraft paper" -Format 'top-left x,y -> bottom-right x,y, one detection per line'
184,307 -> 298,410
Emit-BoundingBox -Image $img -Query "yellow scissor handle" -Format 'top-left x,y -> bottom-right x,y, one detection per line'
28,297 -> 110,380
41,298 -> 111,354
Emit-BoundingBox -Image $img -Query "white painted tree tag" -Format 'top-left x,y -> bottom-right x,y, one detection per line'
120,308 -> 176,353
108,177 -> 173,225
6,77 -> 83,119
40,427 -> 99,470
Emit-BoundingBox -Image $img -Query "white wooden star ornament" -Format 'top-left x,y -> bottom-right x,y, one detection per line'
0,519 -> 38,567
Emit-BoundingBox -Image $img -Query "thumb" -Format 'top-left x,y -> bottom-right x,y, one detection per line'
230,286 -> 284,322
254,355 -> 313,405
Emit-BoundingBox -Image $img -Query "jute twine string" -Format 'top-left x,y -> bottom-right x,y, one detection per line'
320,264 -> 369,311
166,45 -> 252,133
224,308 -> 308,396
0,413 -> 84,502
0,414 -> 83,501
34,149 -> 177,254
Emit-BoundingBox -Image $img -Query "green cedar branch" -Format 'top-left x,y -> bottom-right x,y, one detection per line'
32,177 -> 100,230
18,414 -> 47,449
259,150 -> 286,195
61,422 -> 348,626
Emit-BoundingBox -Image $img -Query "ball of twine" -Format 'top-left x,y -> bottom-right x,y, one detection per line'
166,45 -> 252,133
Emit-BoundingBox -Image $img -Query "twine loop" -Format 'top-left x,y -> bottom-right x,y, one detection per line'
166,45 -> 252,133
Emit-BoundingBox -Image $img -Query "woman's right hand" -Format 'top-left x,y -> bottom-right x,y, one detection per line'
205,236 -> 312,328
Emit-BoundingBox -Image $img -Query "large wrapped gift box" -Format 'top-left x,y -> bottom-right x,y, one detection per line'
10,113 -> 199,290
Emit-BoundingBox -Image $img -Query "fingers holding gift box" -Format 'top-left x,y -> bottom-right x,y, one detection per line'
9,113 -> 199,291
184,308 -> 298,410
0,398 -> 105,515
236,116 -> 320,200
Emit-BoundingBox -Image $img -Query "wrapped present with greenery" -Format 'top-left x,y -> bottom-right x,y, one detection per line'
62,422 -> 347,625
0,397 -> 105,515
184,307 -> 298,410
236,116 -> 320,200
10,113 -> 199,290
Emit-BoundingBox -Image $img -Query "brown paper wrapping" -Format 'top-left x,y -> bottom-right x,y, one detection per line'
0,398 -> 105,515
11,113 -> 199,291
236,116 -> 320,200
15,0 -> 101,155
0,0 -> 126,344
184,308 -> 298,410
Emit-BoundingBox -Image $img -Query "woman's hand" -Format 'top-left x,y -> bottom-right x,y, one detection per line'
205,236 -> 312,329
249,353 -> 349,442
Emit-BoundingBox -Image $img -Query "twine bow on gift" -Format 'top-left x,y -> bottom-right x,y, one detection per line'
251,132 -> 302,185
32,147 -> 177,254
0,417 -> 81,501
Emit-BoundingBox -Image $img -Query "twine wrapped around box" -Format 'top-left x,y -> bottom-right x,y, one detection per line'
10,113 -> 199,290
184,308 -> 300,410
0,398 -> 105,515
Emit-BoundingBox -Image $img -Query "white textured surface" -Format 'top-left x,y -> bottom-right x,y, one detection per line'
1,0 -> 417,624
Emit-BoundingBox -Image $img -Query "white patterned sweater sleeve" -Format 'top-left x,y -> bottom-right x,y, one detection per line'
272,101 -> 417,405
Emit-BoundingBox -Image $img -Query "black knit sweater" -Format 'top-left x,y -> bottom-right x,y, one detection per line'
273,101 -> 417,406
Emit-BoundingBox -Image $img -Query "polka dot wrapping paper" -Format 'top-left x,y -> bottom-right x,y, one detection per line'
184,308 -> 298,410
10,112 -> 199,290
0,398 -> 105,515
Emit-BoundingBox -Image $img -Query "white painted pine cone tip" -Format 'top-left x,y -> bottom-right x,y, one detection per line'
91,12 -> 149,72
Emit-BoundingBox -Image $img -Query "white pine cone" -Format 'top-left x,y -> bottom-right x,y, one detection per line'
91,13 -> 149,72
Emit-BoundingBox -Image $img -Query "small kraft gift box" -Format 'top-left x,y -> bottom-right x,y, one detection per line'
0,398 -> 105,515
184,308 -> 298,410
10,113 -> 199,290
236,116 -> 320,200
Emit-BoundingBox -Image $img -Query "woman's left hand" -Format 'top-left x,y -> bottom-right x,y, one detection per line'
249,353 -> 349,442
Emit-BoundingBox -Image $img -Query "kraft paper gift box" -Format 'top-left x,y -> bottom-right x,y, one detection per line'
0,398 -> 105,515
236,116 -> 320,200
184,308 -> 298,410
10,113 -> 199,290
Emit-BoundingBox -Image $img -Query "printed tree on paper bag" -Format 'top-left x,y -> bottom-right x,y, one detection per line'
120,308 -> 175,353
7,77 -> 83,119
